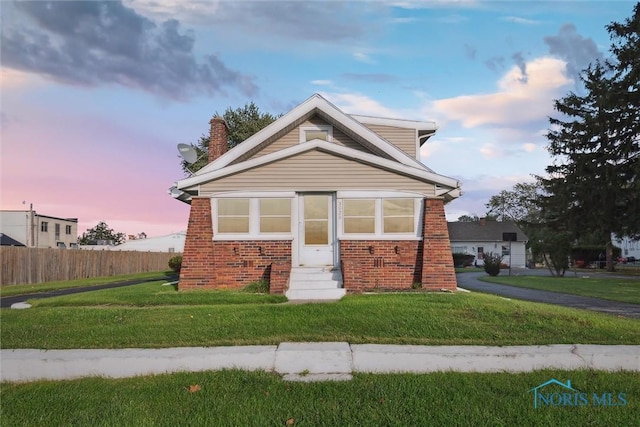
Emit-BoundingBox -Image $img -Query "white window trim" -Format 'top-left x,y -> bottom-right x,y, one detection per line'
299,125 -> 333,143
212,197 -> 295,241
336,196 -> 423,241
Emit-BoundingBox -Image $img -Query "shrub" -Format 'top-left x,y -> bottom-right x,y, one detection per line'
168,255 -> 182,273
242,280 -> 270,294
452,253 -> 475,268
483,252 -> 503,276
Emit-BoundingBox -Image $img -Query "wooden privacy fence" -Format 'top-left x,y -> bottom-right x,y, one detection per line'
0,247 -> 179,285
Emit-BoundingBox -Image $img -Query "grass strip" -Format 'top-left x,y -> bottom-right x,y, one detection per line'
481,275 -> 640,304
2,370 -> 638,426
25,281 -> 287,307
0,271 -> 175,297
2,292 -> 639,349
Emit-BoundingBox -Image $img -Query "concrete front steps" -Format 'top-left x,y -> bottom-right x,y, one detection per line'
285,266 -> 346,301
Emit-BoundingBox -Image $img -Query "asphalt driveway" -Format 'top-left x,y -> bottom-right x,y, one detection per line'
0,275 -> 177,308
456,271 -> 640,319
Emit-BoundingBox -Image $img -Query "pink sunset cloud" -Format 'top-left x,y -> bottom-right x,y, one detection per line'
1,102 -> 190,237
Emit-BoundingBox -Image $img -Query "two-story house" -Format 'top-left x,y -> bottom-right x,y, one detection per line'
0,210 -> 78,248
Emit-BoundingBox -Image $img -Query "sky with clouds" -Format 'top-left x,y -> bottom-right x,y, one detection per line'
1,0 -> 636,238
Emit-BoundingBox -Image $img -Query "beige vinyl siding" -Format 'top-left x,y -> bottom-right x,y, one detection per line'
331,127 -> 369,153
201,149 -> 436,195
362,124 -> 417,158
250,118 -> 372,160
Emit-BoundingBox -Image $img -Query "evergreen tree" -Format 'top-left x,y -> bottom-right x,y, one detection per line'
540,4 -> 640,271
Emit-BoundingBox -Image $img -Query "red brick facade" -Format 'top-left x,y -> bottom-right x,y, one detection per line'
179,199 -> 292,292
179,197 -> 456,293
340,198 -> 456,292
179,197 -> 216,288
420,198 -> 457,290
340,240 -> 422,292
209,240 -> 291,291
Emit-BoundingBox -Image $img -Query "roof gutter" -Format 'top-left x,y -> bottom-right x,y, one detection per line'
419,130 -> 437,146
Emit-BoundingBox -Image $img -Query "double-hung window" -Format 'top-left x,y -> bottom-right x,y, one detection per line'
217,199 -> 250,233
383,199 -> 415,233
259,199 -> 291,233
215,198 -> 292,237
340,197 -> 418,238
343,200 -> 375,234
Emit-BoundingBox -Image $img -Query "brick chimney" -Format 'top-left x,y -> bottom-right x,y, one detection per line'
479,217 -> 486,226
208,116 -> 229,163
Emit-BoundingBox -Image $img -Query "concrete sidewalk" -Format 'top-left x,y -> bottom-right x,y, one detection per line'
2,343 -> 639,383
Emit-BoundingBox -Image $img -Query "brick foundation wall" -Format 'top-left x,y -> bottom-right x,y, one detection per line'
212,240 -> 291,292
421,198 -> 457,290
180,197 -> 455,293
340,240 -> 422,292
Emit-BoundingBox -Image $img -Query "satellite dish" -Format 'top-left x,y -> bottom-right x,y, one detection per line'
168,186 -> 184,198
177,143 -> 198,164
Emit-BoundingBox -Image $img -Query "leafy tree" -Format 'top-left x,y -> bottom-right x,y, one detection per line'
457,214 -> 479,222
180,102 -> 279,174
456,214 -> 498,222
539,5 -> 640,272
485,182 -> 572,276
78,221 -> 126,245
486,182 -> 541,223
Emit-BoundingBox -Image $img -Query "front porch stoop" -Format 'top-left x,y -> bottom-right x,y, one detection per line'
285,266 -> 346,301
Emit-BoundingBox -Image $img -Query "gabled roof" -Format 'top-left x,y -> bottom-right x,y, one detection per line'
172,93 -> 462,203
191,93 -> 432,177
177,139 -> 461,197
447,221 -> 529,242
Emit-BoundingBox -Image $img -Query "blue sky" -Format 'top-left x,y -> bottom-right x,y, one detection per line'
1,1 -> 636,237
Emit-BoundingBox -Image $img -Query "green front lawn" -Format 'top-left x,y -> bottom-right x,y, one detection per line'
2,281 -> 639,349
481,275 -> 640,304
2,370 -> 638,426
27,281 -> 287,306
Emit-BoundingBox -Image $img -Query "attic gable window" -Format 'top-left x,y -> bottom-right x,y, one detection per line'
300,125 -> 332,143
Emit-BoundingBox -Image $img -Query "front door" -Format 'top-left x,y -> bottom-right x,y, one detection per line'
299,194 -> 335,266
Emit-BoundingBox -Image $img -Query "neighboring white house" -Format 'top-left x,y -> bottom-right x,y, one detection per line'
613,235 -> 640,261
80,232 -> 185,253
114,232 -> 185,252
0,210 -> 78,248
447,219 -> 529,268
